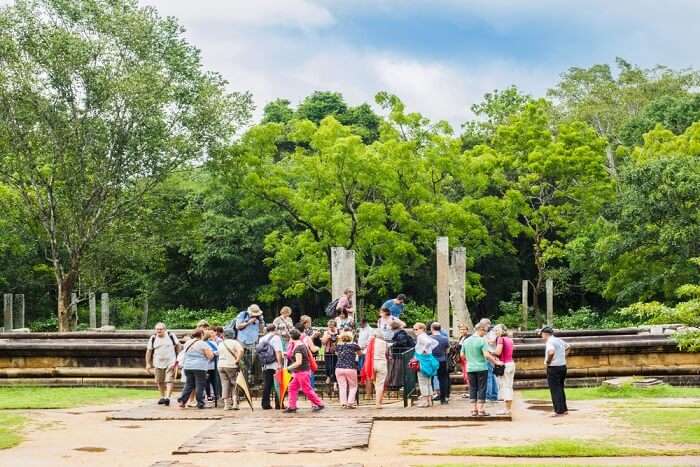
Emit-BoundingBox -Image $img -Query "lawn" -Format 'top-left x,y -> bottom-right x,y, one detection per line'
0,387 -> 154,409
614,407 -> 700,445
0,413 -> 25,449
520,384 -> 700,401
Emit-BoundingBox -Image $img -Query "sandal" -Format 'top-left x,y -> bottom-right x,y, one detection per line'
478,411 -> 490,417
470,410 -> 478,416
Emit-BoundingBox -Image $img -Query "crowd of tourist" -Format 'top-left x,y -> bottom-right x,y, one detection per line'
145,290 -> 570,417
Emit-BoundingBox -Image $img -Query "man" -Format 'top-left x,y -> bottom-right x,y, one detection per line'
461,321 -> 502,417
259,324 -> 284,410
481,318 -> 499,402
336,288 -> 355,319
145,322 -> 181,406
541,326 -> 571,417
217,328 -> 244,410
381,294 -> 406,318
430,322 -> 450,404
236,304 -> 265,384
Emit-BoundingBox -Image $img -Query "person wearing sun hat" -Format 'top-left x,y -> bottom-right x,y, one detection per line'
236,304 -> 265,385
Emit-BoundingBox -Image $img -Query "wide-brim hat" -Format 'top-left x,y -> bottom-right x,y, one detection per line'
247,304 -> 263,317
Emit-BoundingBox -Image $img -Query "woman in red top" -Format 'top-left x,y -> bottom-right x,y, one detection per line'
493,324 -> 515,416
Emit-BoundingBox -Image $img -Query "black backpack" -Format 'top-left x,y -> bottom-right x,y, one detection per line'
256,336 -> 277,365
224,312 -> 246,339
324,298 -> 341,317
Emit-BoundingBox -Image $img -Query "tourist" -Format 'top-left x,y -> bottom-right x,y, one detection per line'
212,325 -> 224,343
259,324 -> 284,410
204,329 -> 219,402
357,318 -> 373,398
387,320 -> 414,388
493,324 -> 515,416
413,322 -> 439,408
377,307 -> 404,341
381,293 -> 407,318
177,329 -> 215,409
284,329 -> 325,413
462,321 -> 502,416
431,322 -> 450,404
273,306 -> 294,350
481,318 -> 499,402
335,331 -> 362,408
541,326 -> 570,417
335,309 -> 353,330
235,304 -> 265,383
217,327 -> 244,410
336,288 -> 355,319
361,328 -> 389,408
456,323 -> 470,398
299,314 -> 314,337
145,322 -> 181,406
321,319 -> 340,390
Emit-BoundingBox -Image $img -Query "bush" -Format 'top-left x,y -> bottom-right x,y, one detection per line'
402,303 -> 435,325
29,315 -> 58,332
497,300 -> 536,330
674,330 -> 700,352
149,306 -> 238,329
555,306 -> 632,330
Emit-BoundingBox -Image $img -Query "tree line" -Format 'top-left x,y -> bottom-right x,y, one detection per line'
1,1 -> 699,331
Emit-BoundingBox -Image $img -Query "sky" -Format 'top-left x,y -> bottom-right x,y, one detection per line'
7,0 -> 700,128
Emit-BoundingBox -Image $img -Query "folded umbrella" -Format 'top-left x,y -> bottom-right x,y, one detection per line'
235,370 -> 254,411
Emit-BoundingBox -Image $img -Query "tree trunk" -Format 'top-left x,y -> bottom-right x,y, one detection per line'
56,267 -> 79,332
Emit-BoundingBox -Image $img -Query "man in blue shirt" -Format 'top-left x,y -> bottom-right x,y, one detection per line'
236,304 -> 265,384
430,322 -> 450,404
381,294 -> 406,318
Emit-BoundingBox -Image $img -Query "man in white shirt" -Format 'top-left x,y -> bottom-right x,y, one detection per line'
541,326 -> 571,416
259,324 -> 284,410
145,322 -> 181,406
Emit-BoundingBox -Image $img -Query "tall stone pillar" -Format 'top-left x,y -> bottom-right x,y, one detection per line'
89,292 -> 97,329
436,237 -> 449,331
449,247 -> 472,335
14,294 -> 25,329
100,293 -> 109,327
71,292 -> 78,328
3,294 -> 13,331
331,246 -> 358,316
521,280 -> 529,330
546,279 -> 554,327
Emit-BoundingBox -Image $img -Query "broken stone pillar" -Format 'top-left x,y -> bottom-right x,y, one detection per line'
331,247 -> 356,300
546,279 -> 554,327
71,292 -> 78,328
449,247 -> 473,335
100,293 -> 109,327
436,237 -> 449,331
3,294 -> 13,331
14,294 -> 25,329
89,292 -> 97,329
521,280 -> 529,330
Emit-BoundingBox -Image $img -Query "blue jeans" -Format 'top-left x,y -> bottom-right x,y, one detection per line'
486,362 -> 499,401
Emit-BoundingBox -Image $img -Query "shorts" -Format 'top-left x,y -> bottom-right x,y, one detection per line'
154,367 -> 175,384
374,360 -> 388,389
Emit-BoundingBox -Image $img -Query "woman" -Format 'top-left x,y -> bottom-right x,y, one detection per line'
493,324 -> 515,416
284,329 -> 325,413
361,329 -> 389,408
387,320 -> 414,388
177,329 -> 215,409
456,324 -> 470,398
273,306 -> 295,350
299,315 -> 314,337
217,328 -> 244,410
335,309 -> 353,330
413,322 -> 439,408
377,308 -> 404,341
321,320 -> 340,389
204,329 -> 219,402
335,332 -> 362,408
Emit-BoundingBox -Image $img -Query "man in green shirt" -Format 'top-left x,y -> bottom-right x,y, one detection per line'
461,321 -> 502,416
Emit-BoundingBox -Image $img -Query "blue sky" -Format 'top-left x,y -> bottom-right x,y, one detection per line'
16,0 -> 700,128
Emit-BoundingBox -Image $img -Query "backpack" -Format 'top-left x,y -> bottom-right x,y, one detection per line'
287,341 -> 318,373
325,298 -> 341,317
148,332 -> 179,365
256,336 -> 277,365
224,312 -> 247,340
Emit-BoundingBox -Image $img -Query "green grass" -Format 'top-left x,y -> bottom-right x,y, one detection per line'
614,407 -> 700,445
0,387 -> 154,409
417,464 -> 698,467
0,413 -> 25,449
445,439 -> 700,457
520,384 -> 700,401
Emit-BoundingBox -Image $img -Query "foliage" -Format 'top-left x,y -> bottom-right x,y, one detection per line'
447,439 -> 666,457
620,94 -> 700,146
0,413 -> 25,450
554,306 -> 631,330
402,304 -> 436,326
496,299 -> 532,330
28,315 -> 59,332
149,306 -> 237,329
674,330 -> 700,352
0,387 -> 153,409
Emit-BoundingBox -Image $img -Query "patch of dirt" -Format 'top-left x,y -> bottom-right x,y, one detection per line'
73,446 -> 107,452
419,423 -> 485,429
118,424 -> 142,429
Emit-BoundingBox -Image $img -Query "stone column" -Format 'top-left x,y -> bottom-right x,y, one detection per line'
89,292 -> 97,329
343,249 -> 356,302
3,294 -> 13,331
100,293 -> 109,327
449,247 -> 473,335
546,279 -> 554,327
14,294 -> 25,329
521,280 -> 529,330
71,292 -> 78,328
142,297 -> 149,329
331,247 -> 356,300
436,237 -> 449,331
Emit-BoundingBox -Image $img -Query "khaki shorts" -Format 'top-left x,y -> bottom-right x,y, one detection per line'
154,367 -> 175,384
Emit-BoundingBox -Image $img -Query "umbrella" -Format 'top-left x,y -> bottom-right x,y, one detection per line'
235,371 -> 254,411
275,368 -> 293,409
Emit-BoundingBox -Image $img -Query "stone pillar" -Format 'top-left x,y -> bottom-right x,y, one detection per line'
546,279 -> 554,327
449,247 -> 472,335
521,280 -> 529,330
71,292 -> 78,328
142,297 -> 149,329
331,247 -> 356,300
3,294 -> 13,331
89,292 -> 97,329
100,293 -> 109,327
14,294 -> 25,329
436,237 -> 449,331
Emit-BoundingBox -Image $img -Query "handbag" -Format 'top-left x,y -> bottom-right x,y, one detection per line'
408,357 -> 420,373
493,364 -> 506,376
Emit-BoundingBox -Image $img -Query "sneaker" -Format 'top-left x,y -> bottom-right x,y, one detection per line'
312,405 -> 325,412
157,398 -> 166,405
284,408 -> 297,413
163,398 -> 170,406
440,400 -> 449,405
196,404 -> 205,410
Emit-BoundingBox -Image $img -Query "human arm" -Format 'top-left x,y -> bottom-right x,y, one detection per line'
494,337 -> 504,356
236,314 -> 257,330
202,344 -> 215,361
145,348 -> 153,371
287,350 -> 303,371
564,341 -> 571,356
483,347 -> 502,365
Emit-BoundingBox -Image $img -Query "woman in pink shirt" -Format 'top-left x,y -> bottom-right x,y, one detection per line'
493,324 -> 515,416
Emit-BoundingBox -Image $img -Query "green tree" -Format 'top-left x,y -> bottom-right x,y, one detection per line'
262,99 -> 294,124
0,0 -> 252,330
619,94 -> 700,146
296,91 -> 348,123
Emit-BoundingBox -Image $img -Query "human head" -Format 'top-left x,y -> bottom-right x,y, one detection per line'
196,319 -> 210,330
494,324 -> 508,337
396,293 -> 406,304
289,329 -> 301,341
154,322 -> 166,337
478,318 -> 491,332
265,324 -> 276,334
540,326 -> 554,342
339,332 -> 353,343
413,322 -> 426,334
380,307 -> 391,318
247,304 -> 263,317
474,321 -> 488,336
344,288 -> 354,297
431,322 -> 441,334
339,309 -> 348,319
327,319 -> 337,329
360,318 -> 368,328
213,326 -> 224,337
390,320 -> 403,331
300,315 -> 312,329
458,323 -> 468,336
202,329 -> 212,341
280,306 -> 292,317
190,329 -> 204,340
